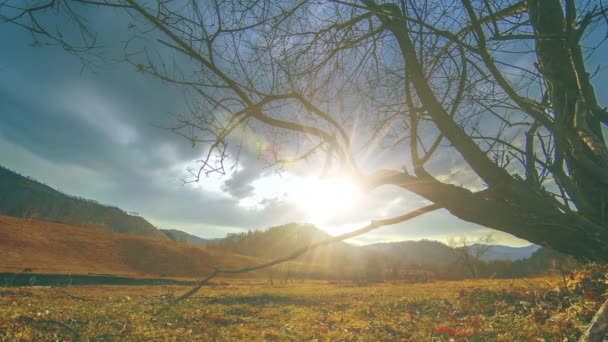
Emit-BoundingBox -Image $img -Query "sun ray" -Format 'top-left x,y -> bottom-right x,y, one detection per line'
290,177 -> 362,232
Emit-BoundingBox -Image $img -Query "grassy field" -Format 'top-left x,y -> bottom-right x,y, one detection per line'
0,215 -> 365,282
1,275 -> 605,341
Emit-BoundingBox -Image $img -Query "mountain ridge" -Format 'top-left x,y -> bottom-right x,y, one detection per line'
0,165 -> 168,239
469,243 -> 541,261
0,164 -> 555,281
0,214 -> 256,278
161,228 -> 219,246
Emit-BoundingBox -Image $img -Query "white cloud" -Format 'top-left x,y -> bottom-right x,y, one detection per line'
58,85 -> 139,145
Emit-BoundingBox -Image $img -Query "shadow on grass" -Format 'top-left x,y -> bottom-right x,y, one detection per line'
0,272 -> 194,287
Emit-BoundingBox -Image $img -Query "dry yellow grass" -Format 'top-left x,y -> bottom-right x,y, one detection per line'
1,276 -> 603,341
0,215 -> 257,278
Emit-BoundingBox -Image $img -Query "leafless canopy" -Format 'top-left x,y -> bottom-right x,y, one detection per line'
3,0 -> 608,261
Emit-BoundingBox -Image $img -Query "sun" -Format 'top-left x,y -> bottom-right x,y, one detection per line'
291,177 -> 362,227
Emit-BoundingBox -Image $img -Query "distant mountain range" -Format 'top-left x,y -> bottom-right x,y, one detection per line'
365,240 -> 457,266
361,240 -> 540,265
470,243 -> 541,261
213,223 -> 367,263
0,165 -> 547,277
0,211 -> 570,281
210,224 -> 543,268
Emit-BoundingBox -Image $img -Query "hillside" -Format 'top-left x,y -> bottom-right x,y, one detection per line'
212,223 -> 370,263
0,215 -> 256,278
365,240 -> 458,266
208,226 -> 567,279
210,223 -> 379,279
0,165 -> 564,281
162,228 -> 218,246
0,213 -> 569,281
471,244 -> 541,261
0,166 -> 167,239
366,241 -> 541,263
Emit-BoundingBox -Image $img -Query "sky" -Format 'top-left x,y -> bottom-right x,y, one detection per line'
0,4 -> 580,247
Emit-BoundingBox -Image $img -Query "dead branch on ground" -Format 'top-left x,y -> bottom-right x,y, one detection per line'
171,203 -> 441,304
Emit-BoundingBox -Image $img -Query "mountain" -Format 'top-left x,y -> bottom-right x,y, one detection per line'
366,241 -> 540,263
470,244 -> 541,261
213,223 -> 367,261
211,227 -> 542,273
0,210 -> 564,281
364,240 -> 458,266
0,165 -> 556,281
210,223 -> 378,279
162,229 -> 219,246
0,214 -> 256,278
0,166 -> 167,239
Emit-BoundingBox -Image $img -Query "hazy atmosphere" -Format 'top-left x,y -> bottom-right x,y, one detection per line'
0,7 -> 533,246
2,1 -> 608,341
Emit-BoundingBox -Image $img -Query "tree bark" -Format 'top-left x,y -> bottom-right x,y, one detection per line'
370,169 -> 608,262
579,297 -> 608,342
528,0 -> 608,225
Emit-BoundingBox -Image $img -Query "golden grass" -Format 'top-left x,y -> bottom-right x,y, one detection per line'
0,215 -> 256,278
1,277 -> 600,341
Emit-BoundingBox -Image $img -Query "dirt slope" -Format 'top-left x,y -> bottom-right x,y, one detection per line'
0,215 -> 256,278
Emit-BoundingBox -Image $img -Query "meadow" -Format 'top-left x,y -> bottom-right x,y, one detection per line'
1,269 -> 606,341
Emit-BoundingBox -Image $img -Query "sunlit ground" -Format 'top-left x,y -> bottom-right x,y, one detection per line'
1,276 -> 600,341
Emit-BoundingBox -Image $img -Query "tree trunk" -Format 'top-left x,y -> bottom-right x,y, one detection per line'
374,0 -> 608,262
527,0 -> 608,226
439,188 -> 608,262
397,176 -> 608,262
579,297 -> 608,342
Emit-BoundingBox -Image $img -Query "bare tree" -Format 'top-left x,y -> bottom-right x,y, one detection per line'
2,0 -> 608,260
5,3 -> 608,335
449,233 -> 495,279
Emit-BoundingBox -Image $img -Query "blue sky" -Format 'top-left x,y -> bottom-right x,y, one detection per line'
5,3 -> 600,246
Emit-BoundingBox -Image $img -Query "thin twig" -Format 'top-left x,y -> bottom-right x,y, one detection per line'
18,316 -> 81,341
38,319 -> 80,341
59,289 -> 94,302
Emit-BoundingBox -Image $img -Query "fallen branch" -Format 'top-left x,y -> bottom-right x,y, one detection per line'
17,316 -> 80,341
579,297 -> 608,342
38,319 -> 81,341
59,289 -> 94,301
172,203 -> 441,303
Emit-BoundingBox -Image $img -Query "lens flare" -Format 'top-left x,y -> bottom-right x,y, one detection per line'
291,177 -> 361,226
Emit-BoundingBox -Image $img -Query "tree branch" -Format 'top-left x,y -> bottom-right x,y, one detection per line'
172,203 -> 441,303
579,297 -> 608,342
